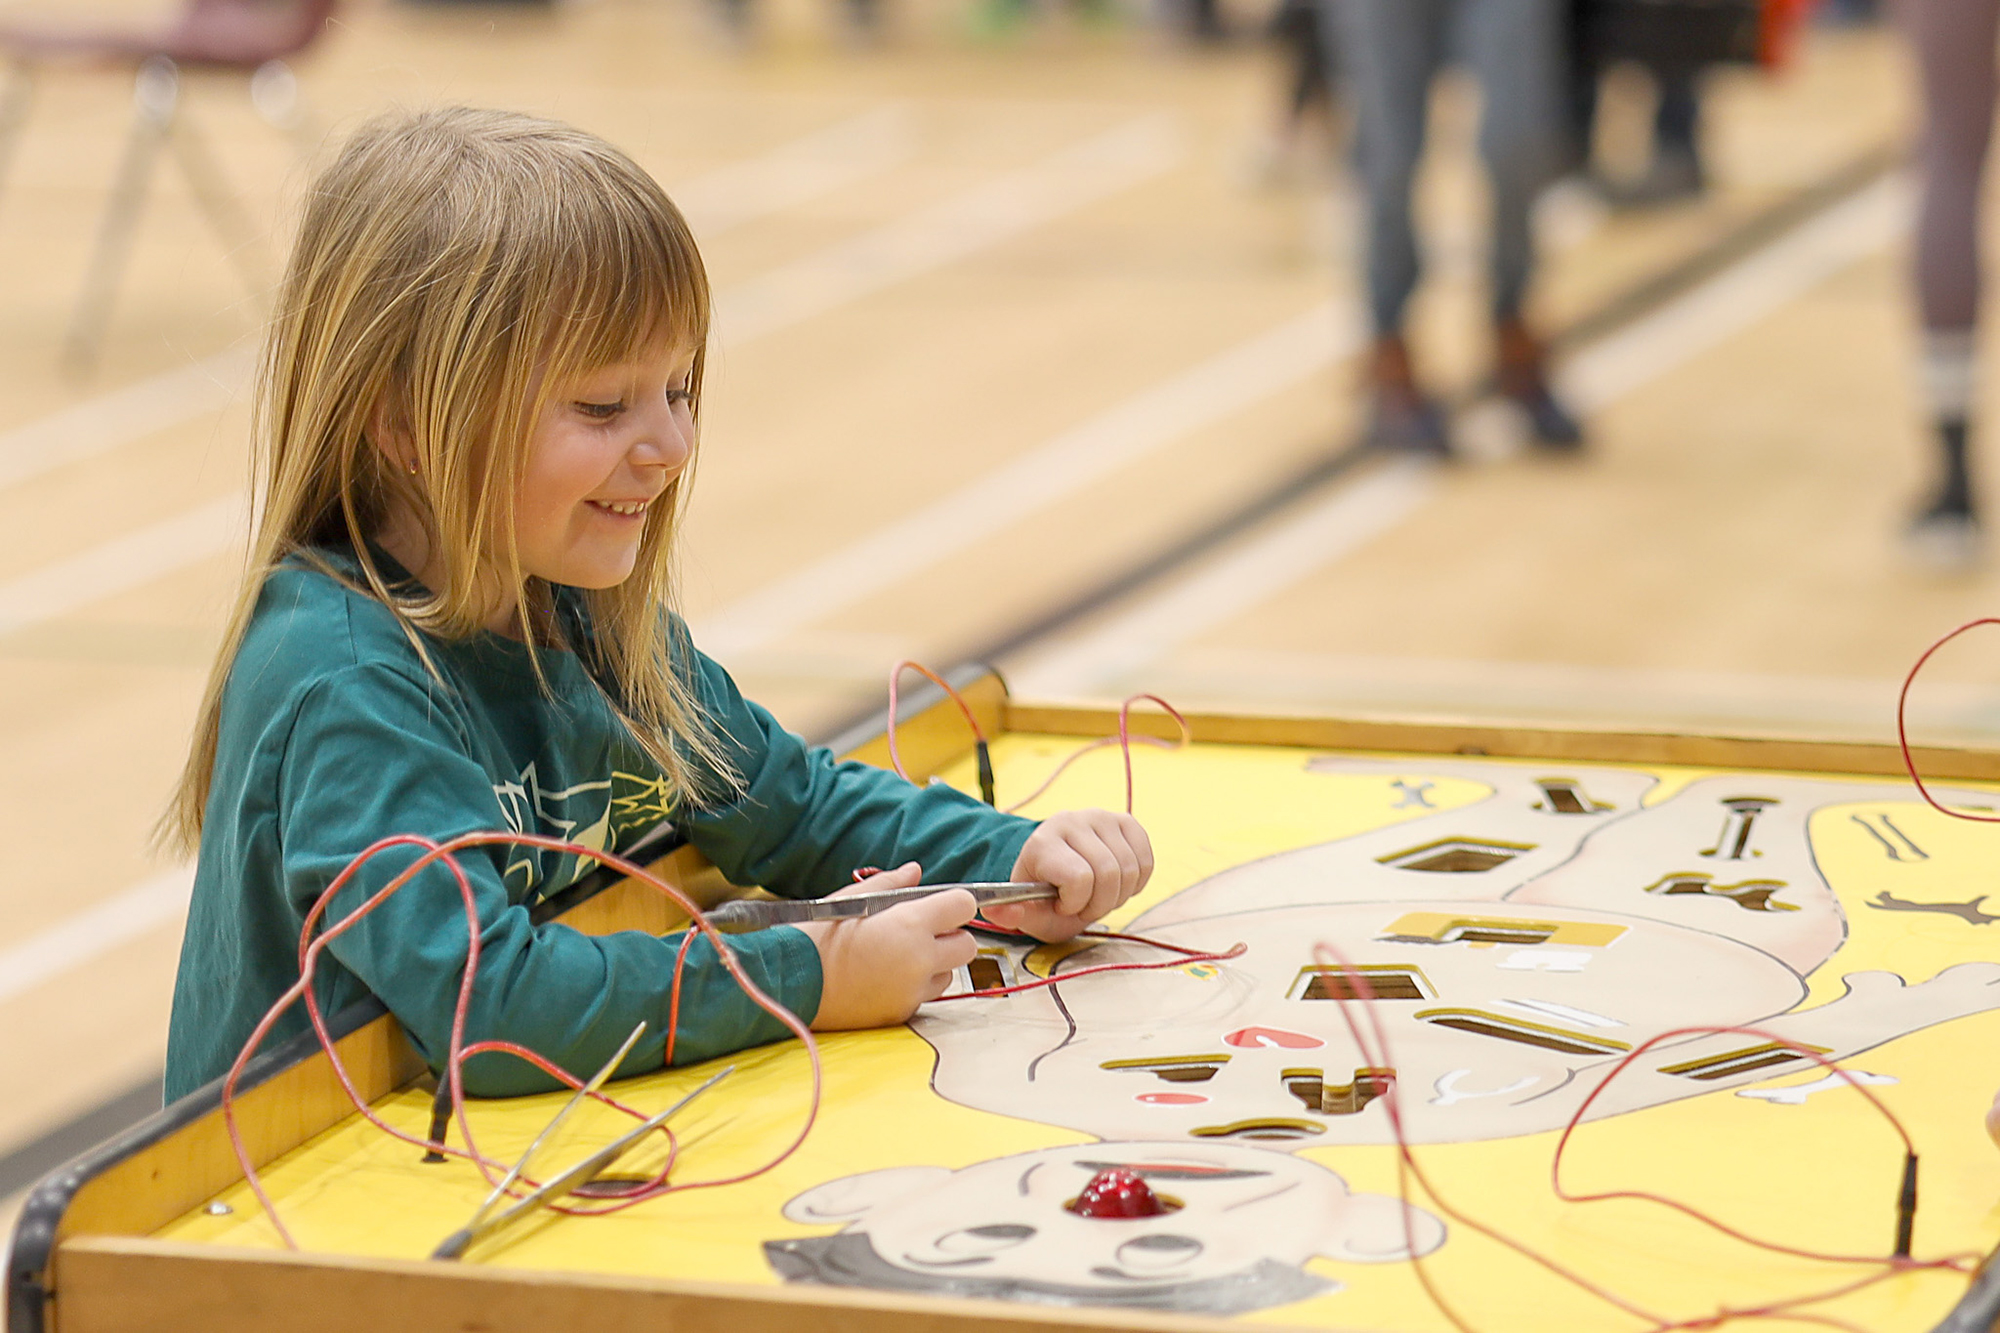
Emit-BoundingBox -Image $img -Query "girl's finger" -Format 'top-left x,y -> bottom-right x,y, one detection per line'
909,887 -> 978,933
934,927 -> 978,970
1040,841 -> 1095,916
1073,831 -> 1125,923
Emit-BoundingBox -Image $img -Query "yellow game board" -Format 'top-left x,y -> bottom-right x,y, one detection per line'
147,733 -> 2000,1333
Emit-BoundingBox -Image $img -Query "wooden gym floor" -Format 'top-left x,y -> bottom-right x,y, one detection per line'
0,0 -> 1993,1234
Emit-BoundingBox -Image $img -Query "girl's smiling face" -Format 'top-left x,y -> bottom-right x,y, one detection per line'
513,342 -> 697,598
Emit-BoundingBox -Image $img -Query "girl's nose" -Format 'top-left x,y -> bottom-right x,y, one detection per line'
631,398 -> 694,472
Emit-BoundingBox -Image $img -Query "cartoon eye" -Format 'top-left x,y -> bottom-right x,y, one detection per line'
1115,1234 -> 1203,1269
934,1224 -> 1036,1256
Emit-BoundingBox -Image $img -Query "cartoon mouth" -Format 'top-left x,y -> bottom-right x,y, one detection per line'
1073,1161 -> 1269,1181
1188,1118 -> 1325,1142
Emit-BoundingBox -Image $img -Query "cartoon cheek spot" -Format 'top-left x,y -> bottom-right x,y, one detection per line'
1224,1027 -> 1323,1050
1136,1092 -> 1208,1105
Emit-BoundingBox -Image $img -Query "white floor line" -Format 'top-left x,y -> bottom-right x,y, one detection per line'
0,494 -> 245,639
0,865 -> 192,1008
694,302 -> 1359,660
674,104 -> 915,238
1006,462 -> 1439,697
1008,179 -> 1905,701
713,115 -> 1178,346
1560,176 -> 1904,412
0,103 -> 923,498
0,346 -> 256,494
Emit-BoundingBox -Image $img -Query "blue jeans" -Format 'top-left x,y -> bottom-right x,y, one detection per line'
1326,0 -> 1567,333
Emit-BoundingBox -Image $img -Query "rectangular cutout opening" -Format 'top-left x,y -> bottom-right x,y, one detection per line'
1417,1008 -> 1630,1057
1658,1042 -> 1827,1081
1292,965 -> 1433,1001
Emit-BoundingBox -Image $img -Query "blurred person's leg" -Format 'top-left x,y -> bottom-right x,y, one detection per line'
1605,62 -> 1707,206
1330,0 -> 1452,454
1567,0 -> 1605,177
1250,0 -> 1333,184
1465,0 -> 1585,449
1896,0 -> 1999,565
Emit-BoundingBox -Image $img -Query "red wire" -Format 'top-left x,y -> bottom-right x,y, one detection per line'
1116,693 -> 1187,815
1304,941 -> 1974,1333
223,831 -> 825,1249
1549,1027 -> 1935,1263
999,735 -> 1172,814
1000,694 -> 1191,815
885,660 -> 987,783
1309,939 -> 1658,1330
662,927 -> 699,1067
1897,618 -> 2000,821
930,941 -> 1246,1000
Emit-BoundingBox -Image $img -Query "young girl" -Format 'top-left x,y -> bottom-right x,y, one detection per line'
161,107 -> 1153,1104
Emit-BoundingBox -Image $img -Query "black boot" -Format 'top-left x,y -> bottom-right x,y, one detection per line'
1905,417 -> 1983,570
1496,318 -> 1585,452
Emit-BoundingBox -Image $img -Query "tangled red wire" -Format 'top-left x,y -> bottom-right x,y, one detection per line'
223,830 -> 825,1249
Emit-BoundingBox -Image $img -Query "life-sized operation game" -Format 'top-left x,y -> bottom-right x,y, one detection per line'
126,726 -> 2000,1332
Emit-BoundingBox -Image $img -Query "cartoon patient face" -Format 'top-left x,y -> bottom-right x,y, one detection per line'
766,1141 -> 1443,1314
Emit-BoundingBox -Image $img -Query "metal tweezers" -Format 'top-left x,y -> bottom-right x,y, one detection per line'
701,881 -> 1057,933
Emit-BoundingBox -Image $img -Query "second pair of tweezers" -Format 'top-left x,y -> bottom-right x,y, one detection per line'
701,881 -> 1057,933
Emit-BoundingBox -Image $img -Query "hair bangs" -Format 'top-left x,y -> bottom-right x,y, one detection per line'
540,160 -> 709,385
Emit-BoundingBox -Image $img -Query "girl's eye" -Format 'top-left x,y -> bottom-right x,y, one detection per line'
665,384 -> 693,405
575,400 -> 624,420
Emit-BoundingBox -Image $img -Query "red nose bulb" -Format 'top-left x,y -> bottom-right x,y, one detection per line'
1069,1168 -> 1170,1219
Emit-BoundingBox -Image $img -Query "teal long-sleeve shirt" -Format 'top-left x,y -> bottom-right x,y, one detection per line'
164,554 -> 1035,1103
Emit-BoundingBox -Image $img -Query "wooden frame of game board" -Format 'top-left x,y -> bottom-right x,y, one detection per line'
10,664 -> 2000,1333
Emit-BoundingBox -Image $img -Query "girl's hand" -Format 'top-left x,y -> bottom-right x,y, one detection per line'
983,810 -> 1154,943
1987,1089 -> 2000,1148
796,863 -> 978,1031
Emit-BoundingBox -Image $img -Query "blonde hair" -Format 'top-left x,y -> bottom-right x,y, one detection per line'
165,106 -> 733,851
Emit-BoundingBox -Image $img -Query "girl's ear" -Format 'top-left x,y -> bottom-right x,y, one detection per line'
369,399 -> 417,476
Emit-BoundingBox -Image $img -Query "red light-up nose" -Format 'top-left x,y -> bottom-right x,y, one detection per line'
1069,1168 -> 1169,1219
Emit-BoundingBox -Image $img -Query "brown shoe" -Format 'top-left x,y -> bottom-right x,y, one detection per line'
1361,334 -> 1450,457
1496,319 -> 1585,452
